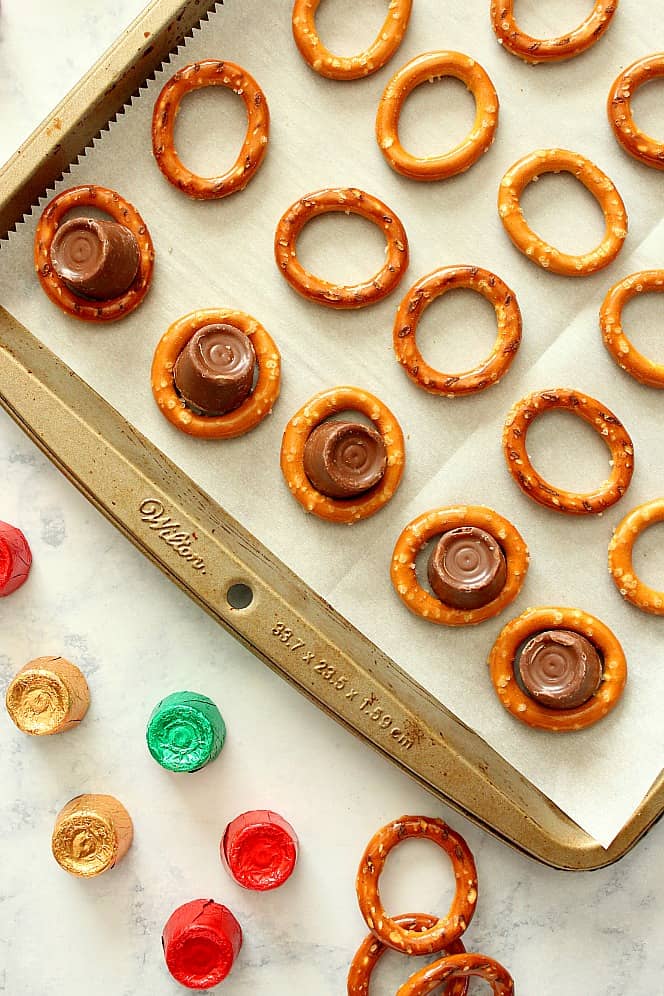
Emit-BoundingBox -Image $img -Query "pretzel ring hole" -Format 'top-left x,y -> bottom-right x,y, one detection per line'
34,186 -> 154,323
172,83 -> 251,182
397,75 -> 478,160
296,212 -> 388,291
519,170 -> 609,257
524,409 -> 614,497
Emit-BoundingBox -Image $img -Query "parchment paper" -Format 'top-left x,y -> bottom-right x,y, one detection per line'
1,0 -> 663,846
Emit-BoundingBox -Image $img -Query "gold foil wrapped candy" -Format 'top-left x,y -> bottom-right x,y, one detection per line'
52,794 -> 133,877
5,656 -> 89,735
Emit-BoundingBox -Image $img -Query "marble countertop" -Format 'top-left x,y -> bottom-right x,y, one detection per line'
1,3 -> 662,993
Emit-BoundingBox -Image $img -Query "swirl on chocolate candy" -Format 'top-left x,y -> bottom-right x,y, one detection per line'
174,324 -> 256,416
428,527 -> 507,610
7,674 -> 67,732
222,813 -> 298,890
303,420 -> 387,499
517,630 -> 602,709
53,812 -> 116,876
50,217 -> 139,300
146,692 -> 226,772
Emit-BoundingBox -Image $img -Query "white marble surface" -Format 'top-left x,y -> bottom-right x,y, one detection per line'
1,3 -> 663,994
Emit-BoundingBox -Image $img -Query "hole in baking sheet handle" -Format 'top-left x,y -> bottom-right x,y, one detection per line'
226,582 -> 254,610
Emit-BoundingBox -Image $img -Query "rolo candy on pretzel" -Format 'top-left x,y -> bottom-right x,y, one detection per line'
280,387 -> 405,523
488,606 -> 628,732
391,506 -> 529,626
34,185 -> 154,322
151,309 -> 280,439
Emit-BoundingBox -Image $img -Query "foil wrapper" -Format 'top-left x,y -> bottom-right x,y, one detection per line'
146,691 -> 226,772
5,656 -> 89,735
51,793 -> 133,877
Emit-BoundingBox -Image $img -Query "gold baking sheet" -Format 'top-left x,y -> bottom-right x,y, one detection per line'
0,0 -> 662,867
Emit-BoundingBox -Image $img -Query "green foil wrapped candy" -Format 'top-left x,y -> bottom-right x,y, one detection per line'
146,691 -> 226,772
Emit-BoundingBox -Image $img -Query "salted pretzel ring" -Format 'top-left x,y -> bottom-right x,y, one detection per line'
356,816 -> 478,956
292,0 -> 412,81
490,1 -> 618,64
34,185 -> 154,322
347,916 -> 468,996
503,389 -> 634,515
151,309 -> 280,438
152,60 -> 269,199
609,499 -> 664,615
608,54 -> 664,170
391,506 -> 528,626
397,952 -> 514,996
376,52 -> 499,181
275,188 -> 409,308
600,270 -> 664,388
280,386 -> 405,523
488,607 -> 628,732
498,149 -> 628,276
393,266 -> 521,396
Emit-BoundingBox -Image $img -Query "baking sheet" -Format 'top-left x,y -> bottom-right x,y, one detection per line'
1,0 -> 663,846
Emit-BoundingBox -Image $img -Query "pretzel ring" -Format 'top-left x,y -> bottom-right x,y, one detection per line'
280,387 -> 404,523
503,389 -> 634,515
274,188 -> 409,309
490,1 -> 618,65
393,266 -> 521,396
152,60 -> 269,199
600,270 -> 664,388
608,54 -> 664,170
292,0 -> 412,81
498,149 -> 628,276
151,309 -> 281,438
391,506 -> 528,626
609,499 -> 664,615
348,917 -> 468,996
397,952 -> 514,996
34,185 -> 154,322
376,52 -> 499,181
488,607 -> 628,732
356,816 -> 477,955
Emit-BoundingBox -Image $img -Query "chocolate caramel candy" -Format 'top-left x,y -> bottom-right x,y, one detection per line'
162,899 -> 242,989
221,810 -> 299,891
517,629 -> 603,709
6,656 -> 89,735
303,420 -> 387,498
50,217 -> 139,299
427,526 -> 507,610
173,324 -> 256,416
52,794 -> 133,877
